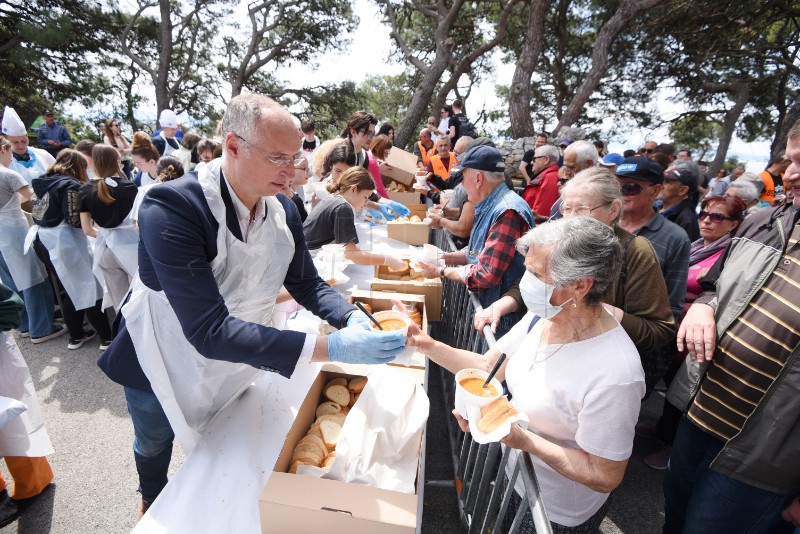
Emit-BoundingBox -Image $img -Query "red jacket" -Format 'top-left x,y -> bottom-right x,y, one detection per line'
521,164 -> 559,215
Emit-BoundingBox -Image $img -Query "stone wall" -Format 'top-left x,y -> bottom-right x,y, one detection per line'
499,136 -> 538,180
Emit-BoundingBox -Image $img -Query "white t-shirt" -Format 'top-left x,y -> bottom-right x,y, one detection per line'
496,311 -> 645,527
131,183 -> 159,223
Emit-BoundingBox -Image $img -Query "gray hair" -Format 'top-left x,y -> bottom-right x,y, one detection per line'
737,172 -> 765,194
670,159 -> 700,182
516,217 -> 621,305
220,94 -> 283,153
561,167 -> 624,223
484,170 -> 505,183
536,144 -> 560,162
564,140 -> 599,166
436,134 -> 451,145
727,180 -> 760,203
420,128 -> 432,138
455,136 -> 473,154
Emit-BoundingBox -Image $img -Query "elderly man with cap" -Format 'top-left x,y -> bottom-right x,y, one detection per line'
36,110 -> 72,159
98,94 -> 407,519
659,168 -> 700,241
419,145 -> 534,335
599,153 -> 625,174
151,109 -> 180,157
617,156 -> 690,391
2,107 -> 55,185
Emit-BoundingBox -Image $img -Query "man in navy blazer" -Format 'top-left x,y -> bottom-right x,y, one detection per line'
98,94 -> 406,519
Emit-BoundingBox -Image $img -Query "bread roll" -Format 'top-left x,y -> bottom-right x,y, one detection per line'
355,302 -> 372,314
320,420 -> 343,449
322,452 -> 336,469
316,401 -> 341,418
325,377 -> 347,389
477,397 -> 517,434
409,215 -> 422,222
339,404 -> 350,415
293,441 -> 325,462
307,423 -> 323,441
348,376 -> 367,394
325,384 -> 350,406
316,413 -> 346,426
298,435 -> 328,456
292,450 -> 322,466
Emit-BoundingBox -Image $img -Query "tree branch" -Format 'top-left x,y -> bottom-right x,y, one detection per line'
120,0 -> 158,79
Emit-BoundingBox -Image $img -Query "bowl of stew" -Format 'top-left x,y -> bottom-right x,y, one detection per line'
368,310 -> 412,334
454,368 -> 502,421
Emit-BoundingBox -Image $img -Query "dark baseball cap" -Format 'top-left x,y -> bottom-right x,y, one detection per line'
454,145 -> 505,173
43,110 -> 54,116
614,156 -> 664,185
665,169 -> 697,192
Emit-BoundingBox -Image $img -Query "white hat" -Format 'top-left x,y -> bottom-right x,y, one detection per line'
2,106 -> 26,137
159,109 -> 178,128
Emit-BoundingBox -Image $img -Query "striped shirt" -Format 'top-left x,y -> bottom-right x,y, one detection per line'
688,219 -> 800,441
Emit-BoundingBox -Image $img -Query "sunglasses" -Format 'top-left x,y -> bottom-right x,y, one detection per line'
698,210 -> 734,223
642,149 -> 654,154
620,182 -> 653,196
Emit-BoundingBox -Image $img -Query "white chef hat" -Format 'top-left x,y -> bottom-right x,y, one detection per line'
2,106 -> 27,136
159,109 -> 178,128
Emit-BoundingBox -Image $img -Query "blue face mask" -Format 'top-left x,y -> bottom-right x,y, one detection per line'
519,270 -> 572,319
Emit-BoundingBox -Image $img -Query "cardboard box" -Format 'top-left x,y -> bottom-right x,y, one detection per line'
260,363 -> 425,533
382,147 -> 418,185
382,177 -> 424,207
386,205 -> 429,246
371,264 -> 442,321
348,290 -> 428,370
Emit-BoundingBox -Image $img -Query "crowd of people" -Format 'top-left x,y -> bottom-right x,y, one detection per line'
0,95 -> 798,534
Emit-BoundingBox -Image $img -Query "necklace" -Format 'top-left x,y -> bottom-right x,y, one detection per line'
528,322 -> 594,372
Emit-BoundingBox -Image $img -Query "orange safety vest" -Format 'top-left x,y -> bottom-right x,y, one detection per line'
417,142 -> 435,166
758,170 -> 776,203
430,152 -> 456,180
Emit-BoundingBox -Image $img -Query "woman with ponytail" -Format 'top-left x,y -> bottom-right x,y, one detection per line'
130,155 -> 184,225
302,167 -> 405,270
78,145 -> 139,310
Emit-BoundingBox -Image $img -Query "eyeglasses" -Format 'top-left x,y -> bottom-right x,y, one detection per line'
620,182 -> 653,196
642,149 -> 654,154
234,134 -> 305,167
532,155 -> 548,160
558,178 -> 570,185
698,210 -> 734,223
559,201 -> 612,216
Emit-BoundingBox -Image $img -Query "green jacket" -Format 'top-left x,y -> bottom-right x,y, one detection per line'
0,282 -> 24,332
667,203 -> 800,495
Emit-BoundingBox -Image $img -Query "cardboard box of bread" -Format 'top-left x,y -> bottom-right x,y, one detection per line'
381,146 -> 418,186
349,290 -> 427,370
371,258 -> 442,321
382,177 -> 422,207
386,205 -> 429,246
260,363 -> 426,533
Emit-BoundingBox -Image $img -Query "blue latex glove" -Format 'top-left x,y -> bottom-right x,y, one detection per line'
346,310 -> 372,330
377,204 -> 398,221
387,200 -> 411,217
368,208 -> 385,221
328,324 -> 406,364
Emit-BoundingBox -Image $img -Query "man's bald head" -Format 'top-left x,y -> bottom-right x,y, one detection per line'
221,94 -> 296,151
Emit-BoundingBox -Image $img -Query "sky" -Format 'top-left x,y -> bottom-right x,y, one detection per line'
77,0 -> 771,171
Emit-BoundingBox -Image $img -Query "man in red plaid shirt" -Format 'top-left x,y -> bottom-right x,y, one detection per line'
420,145 -> 534,334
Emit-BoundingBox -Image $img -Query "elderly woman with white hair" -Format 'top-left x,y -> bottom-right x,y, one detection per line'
405,216 -> 646,532
725,173 -> 769,216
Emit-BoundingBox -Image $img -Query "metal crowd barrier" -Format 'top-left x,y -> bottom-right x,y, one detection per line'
429,228 -> 553,534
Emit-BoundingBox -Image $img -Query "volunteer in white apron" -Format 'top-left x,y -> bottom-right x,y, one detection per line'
0,283 -> 54,527
1,106 -> 55,186
28,149 -> 112,350
152,109 -> 180,157
0,138 -> 65,343
79,145 -> 139,311
98,95 -> 407,519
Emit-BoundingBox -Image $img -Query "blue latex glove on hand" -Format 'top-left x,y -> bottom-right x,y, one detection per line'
377,204 -> 398,221
387,201 -> 411,217
328,324 -> 406,364
346,310 -> 372,330
368,208 -> 385,221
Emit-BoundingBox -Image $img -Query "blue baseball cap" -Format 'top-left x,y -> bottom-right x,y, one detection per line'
600,153 -> 625,166
454,145 -> 505,173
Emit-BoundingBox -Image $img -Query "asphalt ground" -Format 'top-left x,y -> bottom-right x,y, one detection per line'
2,330 -> 666,533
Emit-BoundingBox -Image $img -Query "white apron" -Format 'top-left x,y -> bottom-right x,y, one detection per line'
9,149 -> 51,185
122,160 -> 295,452
25,222 -> 103,311
0,331 -> 54,456
159,132 -> 177,157
93,222 -> 139,280
0,192 -> 46,291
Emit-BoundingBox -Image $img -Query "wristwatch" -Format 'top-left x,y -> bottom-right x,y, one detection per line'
439,266 -> 446,278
